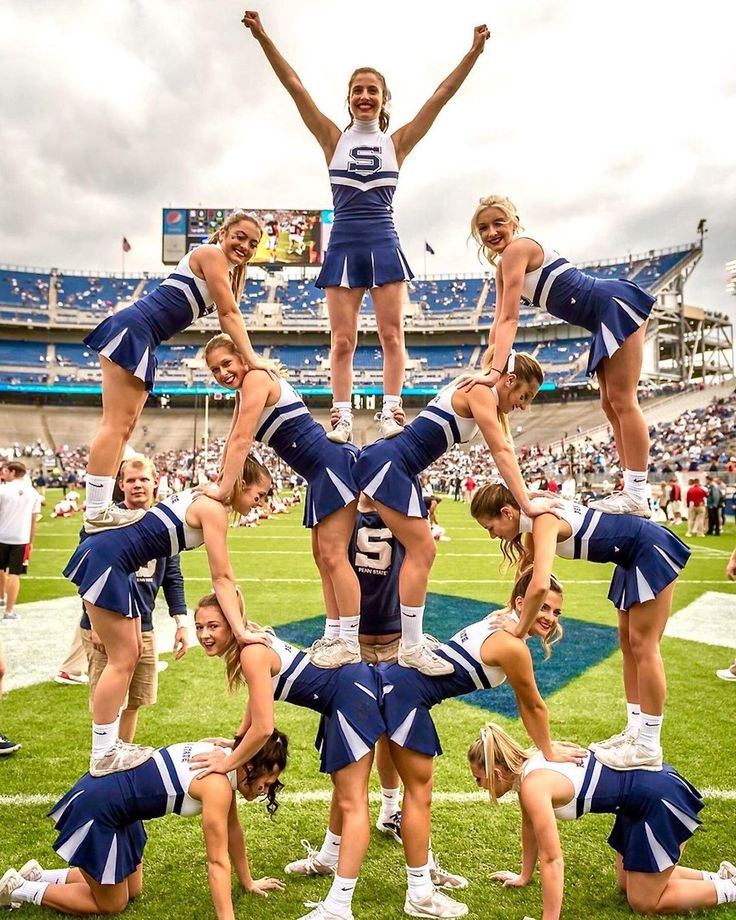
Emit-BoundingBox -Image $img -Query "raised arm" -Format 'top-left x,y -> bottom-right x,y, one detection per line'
243,11 -> 341,160
392,24 -> 489,166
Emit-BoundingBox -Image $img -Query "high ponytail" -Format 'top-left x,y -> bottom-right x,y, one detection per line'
467,722 -> 531,805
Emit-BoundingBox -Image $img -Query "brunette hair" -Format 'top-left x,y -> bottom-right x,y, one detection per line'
234,728 -> 288,816
345,67 -> 391,132
207,210 -> 263,305
471,483 -> 527,569
507,567 -> 564,659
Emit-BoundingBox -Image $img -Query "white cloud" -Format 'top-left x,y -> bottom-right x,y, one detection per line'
1,0 -> 734,315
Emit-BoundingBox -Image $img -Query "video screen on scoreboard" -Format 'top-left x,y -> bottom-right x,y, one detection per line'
161,208 -> 333,266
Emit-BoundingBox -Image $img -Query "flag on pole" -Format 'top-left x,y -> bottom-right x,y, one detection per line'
425,241 -> 435,255
122,237 -> 132,252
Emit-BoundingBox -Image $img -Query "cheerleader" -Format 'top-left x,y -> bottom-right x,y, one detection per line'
82,210 -> 274,533
62,455 -> 272,777
462,195 -> 656,518
371,568 -> 586,919
468,722 -> 736,918
0,732 -> 287,916
190,594 -> 387,920
470,484 -> 691,771
204,334 -> 362,669
353,350 -> 554,675
243,10 -> 489,443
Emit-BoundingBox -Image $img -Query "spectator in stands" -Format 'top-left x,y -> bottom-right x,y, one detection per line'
243,11 -> 489,444
80,455 -> 189,742
705,475 -> 722,536
717,546 -> 736,681
0,635 -> 20,755
0,461 -> 42,621
81,210 -> 275,534
463,195 -> 656,519
686,478 -> 707,537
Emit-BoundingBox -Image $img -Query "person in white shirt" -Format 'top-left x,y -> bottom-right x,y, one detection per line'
0,461 -> 42,621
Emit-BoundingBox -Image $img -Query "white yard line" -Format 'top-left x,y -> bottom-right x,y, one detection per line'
3,788 -> 735,808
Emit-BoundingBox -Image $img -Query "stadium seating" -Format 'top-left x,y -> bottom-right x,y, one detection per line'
0,340 -> 47,366
56,275 -> 139,311
0,269 -> 49,308
410,277 -> 484,313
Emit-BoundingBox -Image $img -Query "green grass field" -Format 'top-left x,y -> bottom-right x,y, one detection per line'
2,491 -> 735,919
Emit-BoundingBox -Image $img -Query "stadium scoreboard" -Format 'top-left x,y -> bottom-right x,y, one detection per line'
162,208 -> 334,267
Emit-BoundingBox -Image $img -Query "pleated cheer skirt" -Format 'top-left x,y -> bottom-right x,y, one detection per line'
353,440 -> 427,519
608,524 -> 691,612
302,442 -> 360,528
84,306 -> 159,391
316,240 -> 414,290
64,541 -> 144,618
577,278 -> 655,376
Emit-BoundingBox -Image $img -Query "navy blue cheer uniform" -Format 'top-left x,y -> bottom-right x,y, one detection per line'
351,508 -> 403,636
354,382 -> 482,518
84,245 -> 232,391
316,119 -> 413,290
516,238 -> 655,377
379,617 -> 509,757
522,751 -> 703,874
63,490 -> 204,618
520,500 -> 691,612
256,377 -> 359,527
48,741 -> 239,884
267,633 -> 385,774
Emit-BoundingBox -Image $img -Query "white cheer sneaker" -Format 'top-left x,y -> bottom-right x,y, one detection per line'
404,888 -> 468,918
284,840 -> 335,877
375,411 -> 404,440
430,856 -> 468,891
594,739 -> 662,772
308,637 -> 361,669
84,503 -> 146,534
89,740 -> 156,777
299,901 -> 353,920
399,639 -> 453,677
589,727 -> 637,753
326,417 -> 353,444
587,493 -> 651,518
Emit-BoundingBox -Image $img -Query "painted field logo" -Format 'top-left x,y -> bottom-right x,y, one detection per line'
278,592 -> 619,719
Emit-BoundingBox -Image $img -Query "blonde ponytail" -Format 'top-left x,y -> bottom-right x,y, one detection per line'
467,722 -> 531,805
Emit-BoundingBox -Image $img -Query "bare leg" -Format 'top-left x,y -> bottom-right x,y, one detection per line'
597,363 -> 627,470
626,865 -> 719,914
3,574 -> 19,614
87,358 -> 148,478
628,583 -> 674,716
332,753 -> 374,878
314,502 -> 360,619
311,529 -> 340,621
39,865 -> 141,914
326,288 -> 364,403
599,322 -> 650,472
375,733 -> 401,790
617,611 -> 639,707
389,743 -> 434,868
85,604 -> 142,724
118,706 -> 140,743
371,282 -> 407,398
370,501 -> 436,607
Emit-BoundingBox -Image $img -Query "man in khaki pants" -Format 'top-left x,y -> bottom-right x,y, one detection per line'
685,478 -> 708,538
80,456 -> 189,742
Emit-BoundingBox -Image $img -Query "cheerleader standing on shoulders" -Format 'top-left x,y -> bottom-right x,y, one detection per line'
190,594 -> 387,920
353,349 -> 555,675
470,484 -> 691,771
62,456 -> 272,776
204,334 -> 366,669
468,723 -> 736,918
372,568 -> 586,919
462,195 -> 655,517
82,210 -> 274,533
0,733 -> 287,916
243,9 -> 489,444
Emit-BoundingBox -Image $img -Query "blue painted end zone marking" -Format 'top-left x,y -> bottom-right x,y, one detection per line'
278,593 -> 620,719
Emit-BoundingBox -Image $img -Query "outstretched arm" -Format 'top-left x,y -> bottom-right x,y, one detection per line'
392,24 -> 489,165
200,777 -> 239,920
243,10 -> 341,160
227,796 -> 285,897
520,780 -> 565,920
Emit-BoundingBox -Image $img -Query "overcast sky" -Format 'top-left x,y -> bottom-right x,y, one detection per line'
2,0 -> 734,315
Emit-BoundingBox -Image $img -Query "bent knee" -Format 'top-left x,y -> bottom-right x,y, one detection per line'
626,892 -> 658,914
95,894 -> 129,915
331,332 -> 357,357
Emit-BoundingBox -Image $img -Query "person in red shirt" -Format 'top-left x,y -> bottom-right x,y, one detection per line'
686,478 -> 708,537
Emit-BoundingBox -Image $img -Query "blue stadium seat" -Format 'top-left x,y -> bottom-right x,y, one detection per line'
0,270 -> 49,308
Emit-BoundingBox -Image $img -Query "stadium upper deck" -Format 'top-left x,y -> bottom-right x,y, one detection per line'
0,243 -> 711,392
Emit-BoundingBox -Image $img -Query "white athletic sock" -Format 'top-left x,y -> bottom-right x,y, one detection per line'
333,401 -> 353,420
338,615 -> 360,648
626,701 -> 641,735
380,786 -> 401,820
638,712 -> 663,753
10,880 -> 49,906
92,715 -> 120,759
39,868 -> 69,884
84,474 -> 115,516
623,469 -> 647,503
713,877 -> 736,904
323,619 -> 340,641
381,394 -> 401,416
406,862 -> 433,900
324,874 -> 357,915
401,604 -> 425,648
702,870 -> 721,881
317,829 -> 341,868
